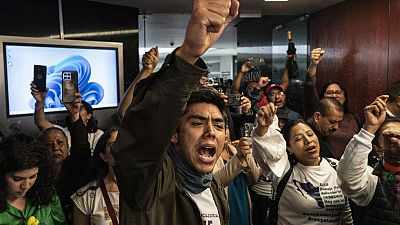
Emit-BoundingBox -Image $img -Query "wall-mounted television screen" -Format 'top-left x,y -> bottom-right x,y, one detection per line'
0,35 -> 124,136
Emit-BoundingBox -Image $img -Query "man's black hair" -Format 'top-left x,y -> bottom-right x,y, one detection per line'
185,88 -> 229,125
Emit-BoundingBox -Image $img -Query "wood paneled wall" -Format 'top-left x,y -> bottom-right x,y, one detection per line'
309,0 -> 400,117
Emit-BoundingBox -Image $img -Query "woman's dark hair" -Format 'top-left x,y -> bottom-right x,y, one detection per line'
319,80 -> 349,113
0,134 -> 55,212
280,119 -> 312,165
81,100 -> 98,133
76,127 -> 119,196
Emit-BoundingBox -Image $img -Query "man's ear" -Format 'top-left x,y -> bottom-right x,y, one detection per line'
87,113 -> 92,120
170,132 -> 179,144
313,112 -> 321,123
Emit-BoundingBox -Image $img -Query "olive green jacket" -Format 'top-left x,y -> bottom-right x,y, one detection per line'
112,50 -> 229,225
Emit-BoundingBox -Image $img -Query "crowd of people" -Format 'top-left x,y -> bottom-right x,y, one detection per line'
0,0 -> 399,225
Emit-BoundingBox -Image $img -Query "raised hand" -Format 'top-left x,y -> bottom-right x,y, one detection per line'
240,96 -> 252,115
363,95 -> 388,134
310,48 -> 324,65
236,136 -> 252,164
142,47 -> 159,72
177,0 -> 240,64
240,59 -> 253,74
256,103 -> 277,136
30,82 -> 48,103
257,77 -> 271,89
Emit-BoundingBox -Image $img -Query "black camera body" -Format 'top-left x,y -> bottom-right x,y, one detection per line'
226,94 -> 242,106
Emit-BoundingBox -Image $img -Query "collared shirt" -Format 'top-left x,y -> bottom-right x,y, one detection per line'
0,195 -> 66,225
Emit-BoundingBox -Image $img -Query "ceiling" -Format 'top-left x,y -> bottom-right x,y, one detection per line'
90,0 -> 347,15
88,0 -> 347,57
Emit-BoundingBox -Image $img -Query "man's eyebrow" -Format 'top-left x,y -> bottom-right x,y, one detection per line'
188,114 -> 224,123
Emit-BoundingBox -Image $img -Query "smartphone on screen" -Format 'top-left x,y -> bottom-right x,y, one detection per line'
62,71 -> 78,103
33,65 -> 47,92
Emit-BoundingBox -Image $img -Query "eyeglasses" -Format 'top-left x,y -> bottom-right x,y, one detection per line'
325,90 -> 345,95
268,91 -> 284,98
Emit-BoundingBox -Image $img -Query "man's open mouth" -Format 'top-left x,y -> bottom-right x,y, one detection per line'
197,146 -> 216,163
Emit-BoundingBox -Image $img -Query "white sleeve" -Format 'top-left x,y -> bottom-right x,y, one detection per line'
336,128 -> 378,206
251,125 -> 289,178
71,185 -> 96,215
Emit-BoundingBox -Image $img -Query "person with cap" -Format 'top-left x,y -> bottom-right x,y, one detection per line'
30,84 -> 104,155
337,95 -> 400,224
387,81 -> 400,119
265,83 -> 302,122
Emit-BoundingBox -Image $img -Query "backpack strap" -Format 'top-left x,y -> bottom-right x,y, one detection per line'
268,164 -> 294,225
100,180 -> 119,225
323,157 -> 337,170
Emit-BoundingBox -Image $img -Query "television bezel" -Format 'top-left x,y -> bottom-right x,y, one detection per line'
0,36 -> 123,118
0,35 -> 124,136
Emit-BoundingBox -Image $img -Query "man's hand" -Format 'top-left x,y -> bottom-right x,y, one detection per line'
310,48 -> 324,66
257,77 -> 271,89
240,59 -> 253,74
176,0 -> 240,64
240,96 -> 252,115
63,93 -> 82,123
142,47 -> 159,72
30,82 -> 47,103
363,95 -> 388,134
236,137 -> 252,164
255,103 -> 277,136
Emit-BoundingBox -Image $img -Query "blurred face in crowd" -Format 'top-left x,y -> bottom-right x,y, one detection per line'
5,167 -> 39,199
376,121 -> 400,162
267,87 -> 286,108
324,84 -> 346,105
101,130 -> 118,167
288,122 -> 320,166
44,130 -> 68,164
313,108 -> 344,136
171,102 -> 226,174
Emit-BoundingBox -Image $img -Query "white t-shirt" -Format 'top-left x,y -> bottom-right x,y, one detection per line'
278,158 -> 347,225
186,188 -> 221,225
56,125 -> 103,155
71,180 -> 119,225
252,126 -> 351,225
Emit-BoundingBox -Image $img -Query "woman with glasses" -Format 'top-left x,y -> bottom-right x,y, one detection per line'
303,48 -> 361,160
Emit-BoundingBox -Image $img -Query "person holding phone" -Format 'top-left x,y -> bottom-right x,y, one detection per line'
30,80 -> 103,156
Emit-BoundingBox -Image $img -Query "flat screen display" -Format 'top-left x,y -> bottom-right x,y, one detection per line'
4,43 -> 120,116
